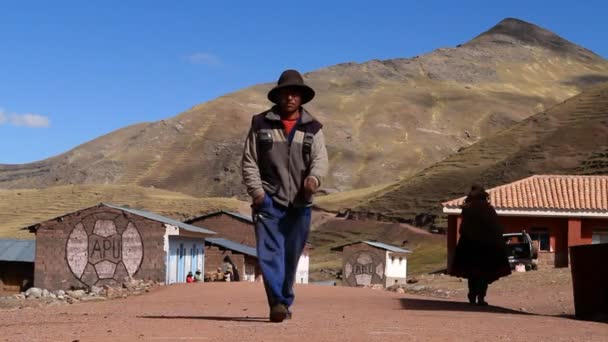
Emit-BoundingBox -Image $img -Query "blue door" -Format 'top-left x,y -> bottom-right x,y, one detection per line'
177,243 -> 184,282
191,244 -> 197,274
166,237 -> 206,283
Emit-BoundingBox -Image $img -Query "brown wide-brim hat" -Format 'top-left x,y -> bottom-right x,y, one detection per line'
267,69 -> 315,104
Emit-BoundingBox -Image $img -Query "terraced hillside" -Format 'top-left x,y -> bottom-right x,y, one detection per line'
1,18 -> 607,198
0,185 -> 246,239
318,82 -> 608,224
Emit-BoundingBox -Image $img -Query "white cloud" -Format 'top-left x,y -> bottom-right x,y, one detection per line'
0,108 -> 50,128
11,113 -> 50,128
186,52 -> 222,66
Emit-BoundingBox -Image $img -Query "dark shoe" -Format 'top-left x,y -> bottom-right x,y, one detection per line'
286,309 -> 292,320
467,293 -> 476,304
269,304 -> 288,323
476,297 -> 488,306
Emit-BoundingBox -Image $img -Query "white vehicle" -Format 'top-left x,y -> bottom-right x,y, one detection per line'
503,231 -> 538,271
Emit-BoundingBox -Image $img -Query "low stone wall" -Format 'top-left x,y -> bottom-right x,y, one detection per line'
0,277 -> 161,309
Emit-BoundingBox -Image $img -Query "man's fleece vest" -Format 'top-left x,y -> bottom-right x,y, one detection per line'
251,110 -> 323,207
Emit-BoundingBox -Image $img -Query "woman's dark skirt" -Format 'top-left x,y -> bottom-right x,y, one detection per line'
451,238 -> 512,284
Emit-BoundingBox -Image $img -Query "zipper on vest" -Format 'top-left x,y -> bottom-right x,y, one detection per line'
287,142 -> 291,205
285,118 -> 300,206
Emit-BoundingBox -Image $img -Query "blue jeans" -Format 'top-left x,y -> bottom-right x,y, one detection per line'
253,194 -> 311,308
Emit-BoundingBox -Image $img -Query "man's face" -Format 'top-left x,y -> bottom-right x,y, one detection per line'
277,87 -> 302,114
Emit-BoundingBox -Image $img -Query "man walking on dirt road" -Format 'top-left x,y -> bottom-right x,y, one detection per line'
241,69 -> 328,322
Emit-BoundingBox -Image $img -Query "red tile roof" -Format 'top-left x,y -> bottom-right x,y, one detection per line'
442,175 -> 608,212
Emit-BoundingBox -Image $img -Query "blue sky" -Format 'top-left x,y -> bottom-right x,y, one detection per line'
0,0 -> 606,164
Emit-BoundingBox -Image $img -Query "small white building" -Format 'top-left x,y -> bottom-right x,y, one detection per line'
384,246 -> 409,287
331,241 -> 411,288
295,243 -> 313,284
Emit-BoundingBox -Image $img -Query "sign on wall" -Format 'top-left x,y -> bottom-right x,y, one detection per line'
66,212 -> 143,286
342,250 -> 385,287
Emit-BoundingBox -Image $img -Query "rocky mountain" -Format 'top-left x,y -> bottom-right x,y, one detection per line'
1,18 -> 607,199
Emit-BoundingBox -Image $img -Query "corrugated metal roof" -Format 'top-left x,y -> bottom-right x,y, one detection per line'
224,211 -> 253,223
185,210 -> 253,224
0,239 -> 35,262
206,238 -> 257,257
101,203 -> 217,235
363,241 -> 411,253
331,240 -> 411,253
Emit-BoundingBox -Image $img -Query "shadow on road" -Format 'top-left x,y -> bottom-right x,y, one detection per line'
139,315 -> 268,323
398,298 -> 535,316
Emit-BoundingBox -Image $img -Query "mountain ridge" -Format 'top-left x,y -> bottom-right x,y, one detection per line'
1,18 -> 607,204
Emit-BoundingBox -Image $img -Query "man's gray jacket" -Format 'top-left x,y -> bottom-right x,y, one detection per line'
241,107 -> 328,208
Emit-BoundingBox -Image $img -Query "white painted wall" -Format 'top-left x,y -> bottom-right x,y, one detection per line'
295,254 -> 309,284
164,225 -> 180,285
163,224 -> 179,253
384,252 -> 407,280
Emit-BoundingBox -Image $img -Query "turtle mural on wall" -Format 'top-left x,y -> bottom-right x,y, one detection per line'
66,211 -> 143,287
342,249 -> 385,287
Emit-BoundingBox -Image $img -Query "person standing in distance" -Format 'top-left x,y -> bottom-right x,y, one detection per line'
241,69 -> 328,322
450,184 -> 511,305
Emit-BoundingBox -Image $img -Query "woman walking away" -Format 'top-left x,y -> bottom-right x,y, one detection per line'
451,184 -> 511,305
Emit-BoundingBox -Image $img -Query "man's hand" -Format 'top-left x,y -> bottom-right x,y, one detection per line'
304,176 -> 319,198
253,193 -> 265,207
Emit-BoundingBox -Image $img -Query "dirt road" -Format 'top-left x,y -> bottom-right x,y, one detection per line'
0,282 -> 605,341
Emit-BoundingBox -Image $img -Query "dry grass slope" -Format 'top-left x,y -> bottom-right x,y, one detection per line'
0,184 -> 246,239
323,82 -> 608,224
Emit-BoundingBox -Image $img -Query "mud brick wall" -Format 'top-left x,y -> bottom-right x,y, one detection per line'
537,252 -> 557,268
189,214 -> 256,247
34,205 -> 167,290
204,246 -> 246,279
341,244 -> 385,287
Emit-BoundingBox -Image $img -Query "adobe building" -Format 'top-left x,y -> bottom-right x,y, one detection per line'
205,237 -> 259,282
443,175 -> 608,272
27,203 -> 216,290
186,210 -> 311,284
331,241 -> 410,288
0,239 -> 35,293
185,211 -> 257,247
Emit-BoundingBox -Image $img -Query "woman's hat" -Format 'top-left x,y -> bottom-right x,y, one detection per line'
267,69 -> 315,104
466,183 -> 490,202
